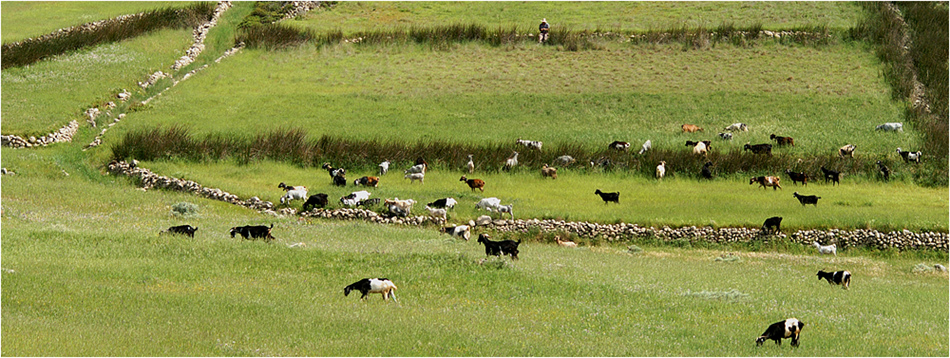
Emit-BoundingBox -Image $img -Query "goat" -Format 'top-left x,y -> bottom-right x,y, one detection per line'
385,198 -> 416,215
896,148 -> 922,164
332,174 -> 347,186
354,176 -> 379,187
424,205 -> 447,221
701,161 -> 714,180
404,172 -> 425,184
541,164 -> 557,179
503,151 -> 519,171
161,225 -> 197,238
496,204 -> 514,220
820,166 -> 840,186
427,198 -> 457,209
440,225 -> 471,240
322,162 -> 345,178
756,318 -> 804,347
344,278 -> 397,303
460,176 -> 485,192
590,156 -> 612,169
609,141 -> 631,151
876,160 -> 890,181
467,154 -> 475,173
656,161 -> 666,180
760,216 -> 782,234
681,124 -> 703,133
340,191 -> 371,207
555,155 -> 576,166
875,122 -> 903,132
784,169 -> 809,186
356,198 -> 381,207
475,197 -> 502,212
793,192 -> 820,207
638,140 -> 652,155
516,138 -> 543,150
378,160 -> 390,176
838,144 -> 856,158
278,182 -> 306,192
414,157 -> 429,169
477,233 -> 521,260
686,140 -> 708,156
817,270 -> 851,289
594,189 -> 620,204
229,224 -> 275,242
750,176 -> 782,190
724,122 -> 748,132
404,163 -> 426,174
718,132 -> 733,140
555,236 -> 577,248
280,186 -> 308,205
744,143 -> 772,156
302,193 -> 329,211
813,241 -> 837,256
770,134 -> 794,146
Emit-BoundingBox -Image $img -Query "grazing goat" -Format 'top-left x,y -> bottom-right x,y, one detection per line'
385,198 -> 416,215
813,241 -> 837,256
555,155 -> 576,166
425,205 -> 447,221
638,140 -> 652,155
609,141 -> 631,151
590,156 -> 612,169
718,132 -> 733,140
322,162 -> 345,178
496,204 -> 514,220
467,154 -> 475,173
681,123 -> 703,133
475,197 -> 503,212
302,193 -> 329,211
820,166 -> 840,186
161,225 -> 197,238
404,172 -> 425,184
555,236 -> 577,248
340,191 -> 371,207
357,198 -> 381,207
686,140 -> 709,156
229,224 -> 275,242
793,192 -> 820,207
354,176 -> 379,187
280,186 -> 308,205
378,160 -> 390,176
770,134 -> 794,146
817,270 -> 851,289
516,138 -> 543,150
724,122 -> 748,132
503,151 -> 519,171
404,163 -> 426,174
756,318 -> 804,347
344,278 -> 397,303
750,176 -> 782,190
278,182 -> 305,192
761,216 -> 782,234
440,225 -> 471,240
427,198 -> 457,209
656,161 -> 667,180
594,189 -> 620,204
701,161 -> 714,180
460,176 -> 485,192
838,144 -> 856,158
744,143 -> 773,156
541,164 -> 558,179
896,148 -> 922,164
784,169 -> 809,186
477,234 -> 521,260
875,122 -> 903,132
876,161 -> 890,181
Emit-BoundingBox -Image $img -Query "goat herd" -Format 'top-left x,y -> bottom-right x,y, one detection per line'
155,121 -> 916,349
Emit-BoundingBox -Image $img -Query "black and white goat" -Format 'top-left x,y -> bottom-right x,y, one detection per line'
440,225 -> 471,241
378,160 -> 390,176
792,192 -> 820,207
817,270 -> 851,289
477,234 -> 521,260
609,141 -> 631,151
229,224 -> 275,242
343,278 -> 398,303
896,148 -> 922,164
756,318 -> 804,347
161,225 -> 198,237
280,186 -> 308,205
427,197 -> 457,210
516,138 -> 543,150
876,161 -> 890,181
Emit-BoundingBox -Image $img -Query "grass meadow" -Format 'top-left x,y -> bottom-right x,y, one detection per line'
0,1 -> 187,43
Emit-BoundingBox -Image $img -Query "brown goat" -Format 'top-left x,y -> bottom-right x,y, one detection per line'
460,176 -> 485,192
682,124 -> 703,133
750,176 -> 782,190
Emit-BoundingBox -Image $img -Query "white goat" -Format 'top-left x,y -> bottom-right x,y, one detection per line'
656,161 -> 666,180
724,122 -> 748,132
496,204 -> 514,220
378,160 -> 390,176
425,205 -> 447,221
813,241 -> 837,256
280,187 -> 308,204
555,236 -> 577,247
404,172 -> 425,184
386,198 -> 416,215
340,190 -> 371,206
467,154 -> 475,173
404,163 -> 426,174
638,140 -> 652,155
475,197 -> 502,212
503,151 -> 519,171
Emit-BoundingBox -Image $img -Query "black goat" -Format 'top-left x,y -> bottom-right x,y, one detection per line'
876,161 -> 890,181
302,193 -> 329,211
594,189 -> 620,204
743,143 -> 773,156
760,216 -> 782,234
161,225 -> 197,237
229,224 -> 275,242
784,169 -> 808,186
792,192 -> 821,207
756,318 -> 804,347
817,270 -> 851,290
820,166 -> 840,186
700,161 -> 714,180
477,234 -> 521,260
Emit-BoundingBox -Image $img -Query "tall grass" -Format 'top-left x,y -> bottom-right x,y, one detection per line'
1,2 -> 214,69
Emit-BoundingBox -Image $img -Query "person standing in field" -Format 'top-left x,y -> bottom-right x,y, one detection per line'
539,18 -> 549,43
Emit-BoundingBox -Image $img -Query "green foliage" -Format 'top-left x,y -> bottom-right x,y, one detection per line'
0,1 -> 187,42
171,202 -> 199,217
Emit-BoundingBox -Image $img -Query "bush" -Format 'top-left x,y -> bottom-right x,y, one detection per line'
171,202 -> 199,217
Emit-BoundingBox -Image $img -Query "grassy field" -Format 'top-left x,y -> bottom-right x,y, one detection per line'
0,1 -> 189,43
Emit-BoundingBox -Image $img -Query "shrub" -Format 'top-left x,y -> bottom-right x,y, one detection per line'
171,202 -> 199,217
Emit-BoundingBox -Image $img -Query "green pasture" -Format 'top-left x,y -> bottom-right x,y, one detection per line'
290,1 -> 864,34
0,1 -> 191,43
